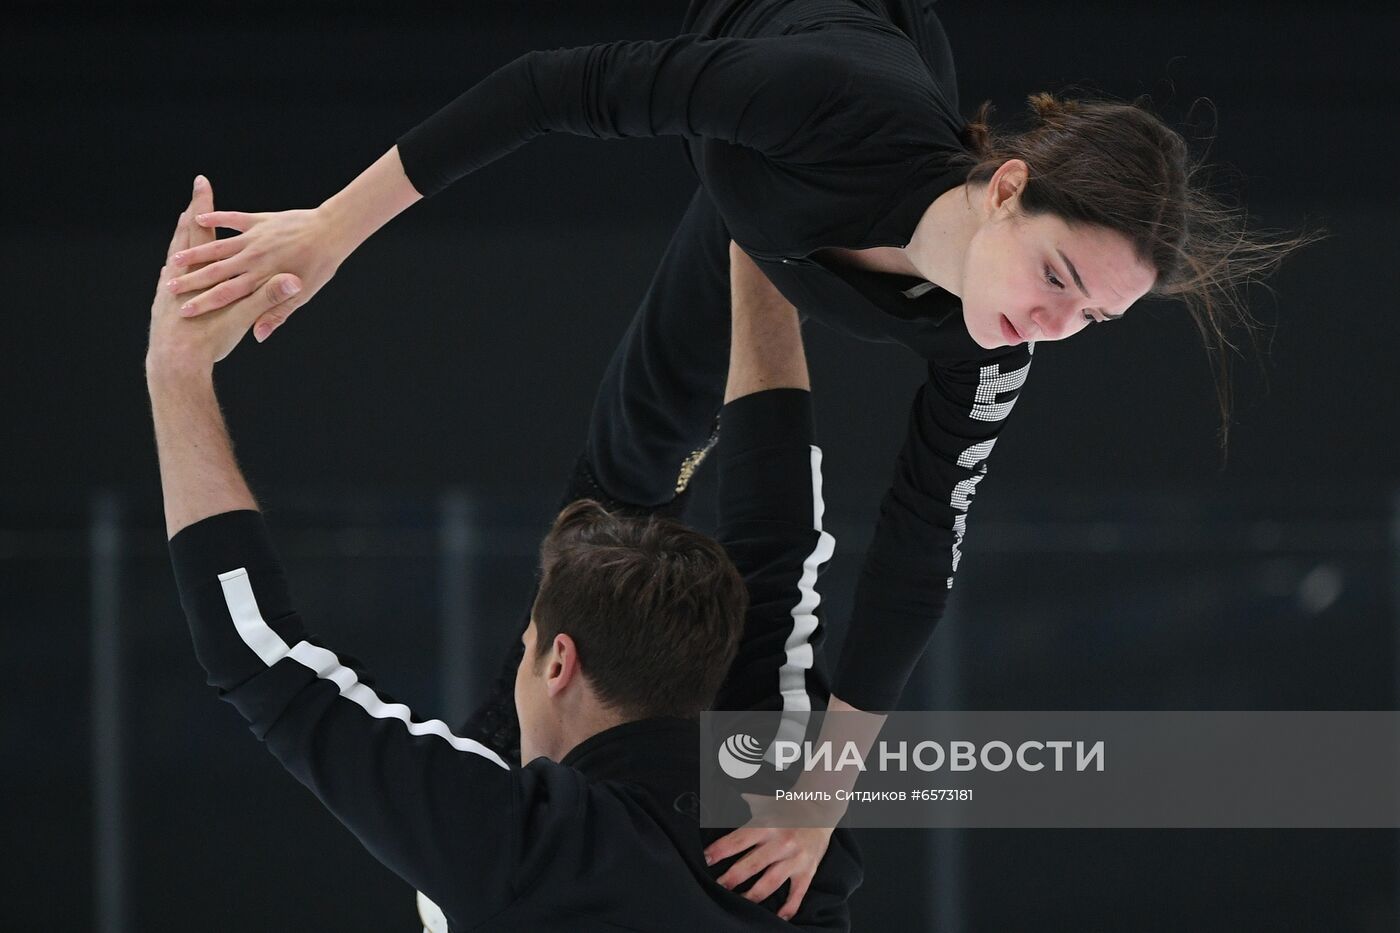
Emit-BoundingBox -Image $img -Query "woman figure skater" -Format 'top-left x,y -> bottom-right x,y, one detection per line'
164,0 -> 1304,916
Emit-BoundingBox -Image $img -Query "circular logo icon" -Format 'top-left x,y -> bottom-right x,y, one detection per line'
717,733 -> 765,780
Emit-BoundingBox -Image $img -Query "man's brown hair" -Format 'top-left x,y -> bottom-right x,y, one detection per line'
532,499 -> 746,719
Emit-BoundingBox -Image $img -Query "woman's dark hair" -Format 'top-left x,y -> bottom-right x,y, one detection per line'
957,92 -> 1319,449
532,499 -> 746,720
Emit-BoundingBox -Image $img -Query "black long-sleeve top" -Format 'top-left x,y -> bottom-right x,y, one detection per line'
169,389 -> 862,931
396,0 -> 1033,710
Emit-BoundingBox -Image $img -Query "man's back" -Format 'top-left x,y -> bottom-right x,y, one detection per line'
433,718 -> 859,931
169,388 -> 860,932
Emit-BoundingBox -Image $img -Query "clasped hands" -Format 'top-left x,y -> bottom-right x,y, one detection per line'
146,176 -> 307,376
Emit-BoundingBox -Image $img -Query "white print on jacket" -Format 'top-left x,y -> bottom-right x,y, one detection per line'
948,347 -> 1033,587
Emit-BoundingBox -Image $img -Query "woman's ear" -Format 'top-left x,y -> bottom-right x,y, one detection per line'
986,158 -> 1029,213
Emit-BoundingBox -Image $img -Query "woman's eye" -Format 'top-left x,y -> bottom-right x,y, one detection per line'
1082,310 -> 1097,324
1043,266 -> 1065,289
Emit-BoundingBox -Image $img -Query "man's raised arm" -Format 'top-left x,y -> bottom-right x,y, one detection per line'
146,179 -> 550,927
700,245 -> 860,923
710,243 -> 824,715
147,176 -> 305,538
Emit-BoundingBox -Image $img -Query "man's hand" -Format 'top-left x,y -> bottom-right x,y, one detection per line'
147,175 -> 304,377
147,176 -> 304,538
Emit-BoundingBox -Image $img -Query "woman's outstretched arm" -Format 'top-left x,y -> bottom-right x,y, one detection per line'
166,148 -> 420,335
165,33 -> 855,333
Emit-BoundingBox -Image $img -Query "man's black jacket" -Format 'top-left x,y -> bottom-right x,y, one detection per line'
171,390 -> 862,931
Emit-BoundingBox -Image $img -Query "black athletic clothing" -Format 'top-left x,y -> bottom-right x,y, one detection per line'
169,389 -> 861,932
397,0 -> 1033,711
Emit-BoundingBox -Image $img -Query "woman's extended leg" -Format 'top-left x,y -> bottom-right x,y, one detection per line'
582,185 -> 734,508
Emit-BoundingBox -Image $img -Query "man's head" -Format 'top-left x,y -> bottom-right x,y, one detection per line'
514,500 -> 747,765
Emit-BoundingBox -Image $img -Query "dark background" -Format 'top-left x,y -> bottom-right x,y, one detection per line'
4,2 -> 1398,931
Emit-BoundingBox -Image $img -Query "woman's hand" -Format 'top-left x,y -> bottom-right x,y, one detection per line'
164,206 -> 349,342
148,176 -> 305,374
705,697 -> 881,920
706,794 -> 840,922
707,822 -> 835,921
162,147 -> 422,343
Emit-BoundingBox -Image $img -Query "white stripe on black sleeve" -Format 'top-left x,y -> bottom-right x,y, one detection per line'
216,567 -> 510,770
765,444 -> 835,767
418,891 -> 449,933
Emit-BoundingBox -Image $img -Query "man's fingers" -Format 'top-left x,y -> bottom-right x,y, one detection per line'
256,274 -> 303,310
188,176 -> 216,251
777,874 -> 812,922
195,210 -> 258,232
167,208 -> 192,260
170,234 -> 244,268
252,303 -> 295,343
250,275 -> 306,343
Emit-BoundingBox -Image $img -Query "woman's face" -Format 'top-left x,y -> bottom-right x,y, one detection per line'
960,168 -> 1158,350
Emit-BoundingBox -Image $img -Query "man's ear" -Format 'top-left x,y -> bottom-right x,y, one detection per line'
544,632 -> 582,698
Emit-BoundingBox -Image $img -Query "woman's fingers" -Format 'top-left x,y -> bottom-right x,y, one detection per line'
170,234 -> 244,268
167,256 -> 245,298
195,210 -> 259,232
705,828 -> 760,866
742,864 -> 792,905
178,273 -> 261,318
777,873 -> 813,921
709,823 -> 828,919
716,844 -> 778,890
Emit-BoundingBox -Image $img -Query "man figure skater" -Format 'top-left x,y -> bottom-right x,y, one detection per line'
149,177 -> 860,930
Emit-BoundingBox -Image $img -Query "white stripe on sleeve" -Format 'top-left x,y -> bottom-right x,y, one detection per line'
216,567 -> 510,770
418,891 -> 449,933
765,445 -> 835,767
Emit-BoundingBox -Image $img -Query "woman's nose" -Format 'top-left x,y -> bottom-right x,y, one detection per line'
1029,305 -> 1080,341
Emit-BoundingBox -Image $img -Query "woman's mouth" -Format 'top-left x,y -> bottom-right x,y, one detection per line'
999,314 -> 1024,345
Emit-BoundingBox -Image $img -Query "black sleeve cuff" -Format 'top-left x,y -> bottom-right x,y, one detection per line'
169,509 -> 282,596
718,388 -> 815,459
394,131 -> 436,198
